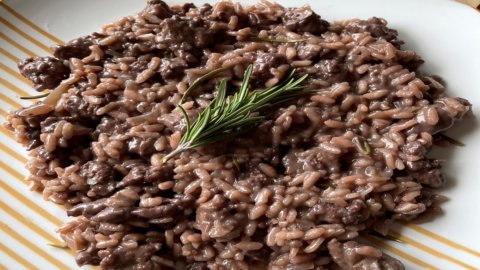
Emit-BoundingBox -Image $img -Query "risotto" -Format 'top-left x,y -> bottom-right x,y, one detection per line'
6,0 -> 471,269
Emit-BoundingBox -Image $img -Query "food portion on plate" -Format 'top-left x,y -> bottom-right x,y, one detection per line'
5,0 -> 471,269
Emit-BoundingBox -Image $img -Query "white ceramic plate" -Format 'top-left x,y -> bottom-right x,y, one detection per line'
0,0 -> 479,269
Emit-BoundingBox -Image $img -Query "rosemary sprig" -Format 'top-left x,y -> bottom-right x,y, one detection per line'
180,67 -> 228,104
20,93 -> 50,100
163,65 -> 309,162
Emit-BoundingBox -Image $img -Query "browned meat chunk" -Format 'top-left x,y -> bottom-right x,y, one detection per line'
159,57 -> 188,80
18,57 -> 68,91
252,52 -> 288,82
283,8 -> 329,35
328,239 -> 405,270
141,0 -> 174,19
52,35 -> 97,59
344,17 -> 401,46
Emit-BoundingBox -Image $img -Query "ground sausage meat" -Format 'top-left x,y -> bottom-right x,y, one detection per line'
283,7 -> 329,34
344,17 -> 401,46
328,239 -> 405,270
18,57 -> 69,91
52,35 -> 99,59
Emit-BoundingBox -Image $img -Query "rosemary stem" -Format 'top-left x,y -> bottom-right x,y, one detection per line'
162,141 -> 190,163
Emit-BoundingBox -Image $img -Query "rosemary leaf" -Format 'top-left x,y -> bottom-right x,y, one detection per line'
363,141 -> 372,155
252,37 -> 306,43
353,136 -> 372,155
20,93 -> 50,100
47,242 -> 68,249
369,231 -> 403,243
317,183 -> 337,189
438,133 -> 465,147
180,67 -> 228,104
232,157 -> 241,172
163,64 -> 309,162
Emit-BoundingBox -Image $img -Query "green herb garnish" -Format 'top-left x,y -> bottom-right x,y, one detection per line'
438,133 -> 465,147
163,65 -> 309,162
363,141 -> 372,155
353,137 -> 372,155
369,231 -> 403,243
180,67 -> 228,104
232,157 -> 241,172
20,93 -> 49,100
47,242 -> 68,249
252,37 -> 306,43
317,183 -> 337,189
